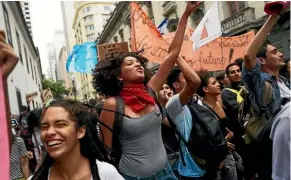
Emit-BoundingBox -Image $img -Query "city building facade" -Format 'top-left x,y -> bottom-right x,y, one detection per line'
98,1 -> 290,72
0,1 -> 43,114
47,30 -> 65,81
58,47 -> 71,89
19,1 -> 32,37
71,1 -> 115,100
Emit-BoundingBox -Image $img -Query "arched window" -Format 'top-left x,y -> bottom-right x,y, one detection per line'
167,18 -> 179,32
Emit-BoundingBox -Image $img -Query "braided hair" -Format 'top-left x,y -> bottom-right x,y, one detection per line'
32,100 -> 112,180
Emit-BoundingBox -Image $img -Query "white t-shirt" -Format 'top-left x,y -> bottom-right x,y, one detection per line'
27,160 -> 124,180
278,80 -> 291,98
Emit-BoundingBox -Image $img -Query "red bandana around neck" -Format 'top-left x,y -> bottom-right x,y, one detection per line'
119,84 -> 156,113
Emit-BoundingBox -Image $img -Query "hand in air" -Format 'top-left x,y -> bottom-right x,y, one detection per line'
184,1 -> 202,16
0,30 -> 19,80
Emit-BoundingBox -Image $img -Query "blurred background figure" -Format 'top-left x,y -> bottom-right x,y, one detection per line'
216,71 -> 230,90
27,108 -> 43,172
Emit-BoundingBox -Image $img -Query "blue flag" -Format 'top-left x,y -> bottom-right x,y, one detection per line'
66,42 -> 98,73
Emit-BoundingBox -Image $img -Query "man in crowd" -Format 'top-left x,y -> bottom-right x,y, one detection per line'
165,57 -> 204,179
221,62 -> 244,140
243,5 -> 290,180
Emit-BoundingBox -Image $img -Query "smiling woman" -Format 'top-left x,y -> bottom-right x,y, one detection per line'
28,100 -> 124,180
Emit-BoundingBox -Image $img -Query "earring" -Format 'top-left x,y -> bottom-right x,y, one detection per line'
118,77 -> 123,81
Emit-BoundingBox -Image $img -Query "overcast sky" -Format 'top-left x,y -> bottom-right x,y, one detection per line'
30,0 -> 64,77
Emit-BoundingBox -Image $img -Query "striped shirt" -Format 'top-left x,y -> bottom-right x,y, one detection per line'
10,136 -> 27,180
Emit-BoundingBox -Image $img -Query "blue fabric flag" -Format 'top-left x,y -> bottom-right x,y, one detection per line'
66,42 -> 98,73
157,18 -> 168,35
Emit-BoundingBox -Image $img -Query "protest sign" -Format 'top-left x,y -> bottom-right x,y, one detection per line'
41,88 -> 54,104
97,42 -> 129,61
131,1 -> 255,71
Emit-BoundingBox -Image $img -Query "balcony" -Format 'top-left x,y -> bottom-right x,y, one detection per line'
221,7 -> 255,33
162,1 -> 177,17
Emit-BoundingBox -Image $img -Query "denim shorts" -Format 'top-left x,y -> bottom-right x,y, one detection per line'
121,163 -> 178,180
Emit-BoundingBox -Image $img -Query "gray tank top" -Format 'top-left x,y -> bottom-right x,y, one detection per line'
118,107 -> 168,177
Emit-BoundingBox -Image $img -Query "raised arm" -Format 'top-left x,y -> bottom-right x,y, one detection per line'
244,8 -> 288,70
0,30 -> 19,150
147,2 -> 201,93
177,57 -> 201,106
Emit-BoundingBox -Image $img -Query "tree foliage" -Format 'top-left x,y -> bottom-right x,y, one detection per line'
42,78 -> 69,99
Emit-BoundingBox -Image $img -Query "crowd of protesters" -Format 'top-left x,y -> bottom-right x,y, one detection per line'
1,2 -> 290,180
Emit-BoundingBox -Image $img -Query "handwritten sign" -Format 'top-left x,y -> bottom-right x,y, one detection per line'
130,2 -> 255,71
0,69 -> 10,180
163,29 -> 255,71
130,2 -> 171,63
98,42 -> 129,61
26,91 -> 38,102
41,88 -> 54,104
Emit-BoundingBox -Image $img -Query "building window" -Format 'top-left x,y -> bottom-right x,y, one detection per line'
34,66 -> 37,83
167,18 -> 179,32
83,6 -> 91,14
102,14 -> 110,24
16,88 -> 23,113
25,12 -> 29,15
3,5 -> 13,47
86,34 -> 95,40
113,36 -> 118,42
119,29 -> 124,42
104,6 -> 110,11
84,15 -> 93,22
24,47 -> 30,74
228,1 -> 246,16
16,30 -> 23,64
30,58 -> 34,80
85,24 -> 94,32
25,7 -> 29,10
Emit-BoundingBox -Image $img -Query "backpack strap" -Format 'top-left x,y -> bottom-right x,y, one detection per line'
113,97 -> 125,135
225,88 -> 244,103
261,81 -> 273,112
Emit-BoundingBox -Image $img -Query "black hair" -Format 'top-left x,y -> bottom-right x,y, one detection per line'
92,52 -> 152,97
166,67 -> 181,92
32,100 -> 111,180
225,62 -> 240,75
89,98 -> 97,107
256,39 -> 272,58
27,108 -> 42,134
234,58 -> 243,70
196,71 -> 211,97
21,105 -> 28,112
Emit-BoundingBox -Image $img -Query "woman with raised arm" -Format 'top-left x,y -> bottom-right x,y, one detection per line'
28,100 -> 123,180
0,30 -> 19,150
92,2 -> 199,179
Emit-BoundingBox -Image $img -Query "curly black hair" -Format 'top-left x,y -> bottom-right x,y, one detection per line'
92,52 -> 152,97
32,100 -> 112,180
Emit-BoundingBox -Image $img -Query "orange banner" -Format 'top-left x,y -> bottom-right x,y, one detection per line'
163,29 -> 255,71
131,2 -> 255,71
131,2 -> 172,63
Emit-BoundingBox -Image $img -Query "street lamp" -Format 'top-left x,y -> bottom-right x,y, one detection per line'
71,75 -> 77,101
